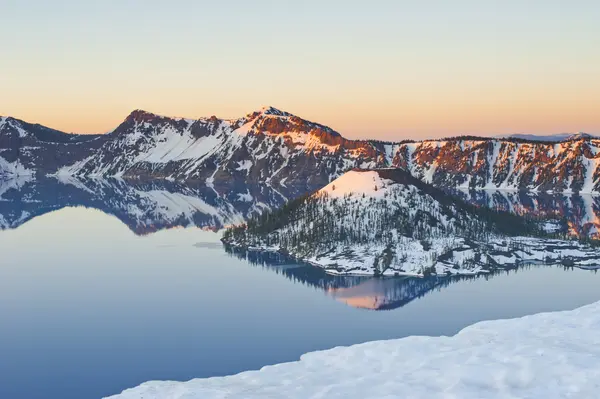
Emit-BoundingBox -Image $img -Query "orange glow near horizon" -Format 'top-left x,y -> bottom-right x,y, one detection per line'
2,1 -> 599,140
4,96 -> 599,141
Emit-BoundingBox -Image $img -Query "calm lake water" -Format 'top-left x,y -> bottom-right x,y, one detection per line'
2,206 -> 600,399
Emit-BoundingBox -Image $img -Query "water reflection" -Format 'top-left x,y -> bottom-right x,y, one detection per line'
452,189 -> 600,238
2,177 -> 600,240
226,247 -> 597,311
0,176 -> 297,234
2,202 -> 600,399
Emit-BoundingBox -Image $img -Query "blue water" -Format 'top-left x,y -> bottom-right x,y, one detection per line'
2,207 -> 600,399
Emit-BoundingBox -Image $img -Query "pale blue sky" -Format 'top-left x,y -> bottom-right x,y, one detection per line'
1,0 -> 599,139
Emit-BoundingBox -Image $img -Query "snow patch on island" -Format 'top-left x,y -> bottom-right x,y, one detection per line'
320,170 -> 392,199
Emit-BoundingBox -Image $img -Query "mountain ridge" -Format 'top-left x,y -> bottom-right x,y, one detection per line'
2,108 -> 594,142
3,107 -> 600,193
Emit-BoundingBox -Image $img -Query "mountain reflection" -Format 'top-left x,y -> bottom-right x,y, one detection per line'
451,189 -> 600,238
2,177 -> 600,240
0,176 -> 296,234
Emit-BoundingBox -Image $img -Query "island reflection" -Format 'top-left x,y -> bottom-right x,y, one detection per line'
225,247 -> 595,311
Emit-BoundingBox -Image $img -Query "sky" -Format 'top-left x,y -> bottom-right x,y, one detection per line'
1,0 -> 599,140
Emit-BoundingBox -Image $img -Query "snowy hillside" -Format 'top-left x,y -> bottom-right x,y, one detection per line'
53,107 -> 380,190
385,136 -> 600,193
106,300 -> 600,399
0,115 -> 105,178
4,108 -> 600,193
223,169 -> 600,276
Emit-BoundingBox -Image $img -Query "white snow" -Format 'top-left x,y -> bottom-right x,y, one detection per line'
320,170 -> 392,199
3,118 -> 30,138
138,191 -> 221,220
0,156 -> 34,177
233,119 -> 255,136
236,189 -> 253,202
133,125 -> 224,163
54,173 -> 95,194
55,156 -> 93,177
580,153 -> 600,194
423,161 -> 437,184
0,175 -> 33,199
235,160 -> 253,172
106,300 -> 600,399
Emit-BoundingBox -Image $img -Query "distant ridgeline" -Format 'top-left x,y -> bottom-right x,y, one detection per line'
2,109 -> 600,193
223,169 -> 600,277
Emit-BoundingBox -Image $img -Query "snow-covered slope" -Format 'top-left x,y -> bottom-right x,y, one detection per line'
386,136 -> 600,193
223,169 -> 600,276
106,300 -> 600,399
5,108 -> 600,193
0,115 -> 104,177
53,107 -> 380,190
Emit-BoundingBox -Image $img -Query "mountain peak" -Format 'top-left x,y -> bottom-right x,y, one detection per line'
319,168 -> 431,200
319,169 -> 393,199
567,132 -> 595,141
125,109 -> 162,123
255,106 -> 292,117
123,106 -> 296,127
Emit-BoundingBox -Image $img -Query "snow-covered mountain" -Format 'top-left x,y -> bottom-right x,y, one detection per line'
4,108 -> 600,193
0,108 -> 380,192
0,116 -> 105,176
223,169 -> 600,276
50,107 -> 380,191
386,136 -> 600,193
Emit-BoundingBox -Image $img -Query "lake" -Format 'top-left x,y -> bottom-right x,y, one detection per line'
2,179 -> 600,398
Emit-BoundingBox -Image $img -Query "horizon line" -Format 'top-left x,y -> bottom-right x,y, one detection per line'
1,108 -> 597,142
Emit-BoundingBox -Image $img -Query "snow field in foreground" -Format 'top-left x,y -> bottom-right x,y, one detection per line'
107,300 -> 600,399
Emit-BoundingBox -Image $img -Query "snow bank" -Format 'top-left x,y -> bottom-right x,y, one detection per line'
106,301 -> 600,399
